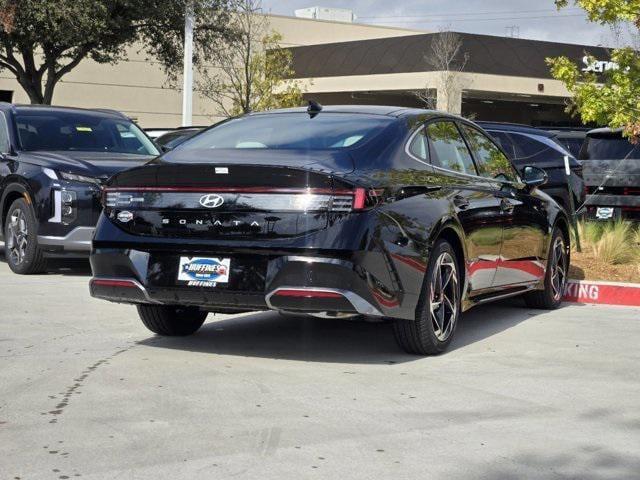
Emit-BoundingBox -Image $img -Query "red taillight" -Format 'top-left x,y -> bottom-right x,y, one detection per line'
273,289 -> 343,299
90,279 -> 138,288
353,187 -> 367,210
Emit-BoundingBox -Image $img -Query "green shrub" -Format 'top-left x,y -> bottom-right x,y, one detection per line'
590,221 -> 635,264
575,220 -> 639,265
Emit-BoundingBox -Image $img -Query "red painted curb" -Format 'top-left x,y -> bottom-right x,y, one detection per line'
563,280 -> 640,307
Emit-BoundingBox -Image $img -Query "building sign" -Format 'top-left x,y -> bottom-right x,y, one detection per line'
581,55 -> 618,73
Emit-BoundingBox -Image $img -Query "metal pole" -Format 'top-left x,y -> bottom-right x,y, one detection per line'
181,4 -> 194,127
564,155 -> 582,252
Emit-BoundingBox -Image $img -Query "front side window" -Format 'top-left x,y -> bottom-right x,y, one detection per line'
461,125 -> 518,182
426,121 -> 476,175
508,132 -> 568,164
179,113 -> 394,151
15,111 -> 159,156
0,112 -> 10,153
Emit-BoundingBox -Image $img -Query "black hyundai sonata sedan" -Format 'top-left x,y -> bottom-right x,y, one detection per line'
89,105 -> 570,355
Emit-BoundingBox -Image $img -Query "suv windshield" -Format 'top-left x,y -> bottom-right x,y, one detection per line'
580,134 -> 640,160
15,111 -> 159,155
179,113 -> 394,150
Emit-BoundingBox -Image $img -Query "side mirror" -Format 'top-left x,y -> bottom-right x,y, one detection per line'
160,145 -> 173,153
522,165 -> 548,190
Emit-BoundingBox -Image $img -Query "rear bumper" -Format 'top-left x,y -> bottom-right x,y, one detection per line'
89,248 -> 401,318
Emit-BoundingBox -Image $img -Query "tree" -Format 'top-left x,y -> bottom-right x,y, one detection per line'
415,30 -> 469,113
196,0 -> 303,117
0,0 -> 235,104
547,0 -> 640,139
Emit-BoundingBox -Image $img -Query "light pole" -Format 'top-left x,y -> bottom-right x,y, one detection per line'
182,4 -> 194,127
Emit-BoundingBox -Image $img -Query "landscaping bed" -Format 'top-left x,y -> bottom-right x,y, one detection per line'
569,221 -> 640,283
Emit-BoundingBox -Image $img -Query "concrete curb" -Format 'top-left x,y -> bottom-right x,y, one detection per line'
563,279 -> 640,307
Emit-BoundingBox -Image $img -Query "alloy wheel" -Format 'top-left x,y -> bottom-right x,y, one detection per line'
429,251 -> 459,342
550,236 -> 567,302
7,208 -> 29,266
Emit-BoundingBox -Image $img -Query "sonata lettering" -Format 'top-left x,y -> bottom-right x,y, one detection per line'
160,218 -> 264,229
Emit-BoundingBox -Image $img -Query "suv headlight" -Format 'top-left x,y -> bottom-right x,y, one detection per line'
59,171 -> 101,186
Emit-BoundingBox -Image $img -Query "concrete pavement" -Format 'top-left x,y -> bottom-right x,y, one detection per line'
1,252 -> 639,480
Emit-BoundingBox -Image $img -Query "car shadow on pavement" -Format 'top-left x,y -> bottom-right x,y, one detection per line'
139,298 -> 548,364
0,244 -> 92,276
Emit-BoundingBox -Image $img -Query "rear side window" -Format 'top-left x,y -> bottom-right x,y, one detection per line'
426,121 -> 476,175
408,127 -> 429,161
460,125 -> 518,182
581,135 -> 640,160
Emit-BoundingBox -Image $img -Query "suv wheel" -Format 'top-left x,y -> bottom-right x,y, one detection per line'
393,239 -> 461,355
4,198 -> 47,274
523,227 -> 568,309
137,305 -> 208,336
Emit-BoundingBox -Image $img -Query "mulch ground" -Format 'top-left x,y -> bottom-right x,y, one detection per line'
569,250 -> 640,283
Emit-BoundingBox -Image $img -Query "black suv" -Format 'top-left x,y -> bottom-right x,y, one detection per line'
580,128 -> 640,220
0,104 -> 159,274
478,122 -> 586,213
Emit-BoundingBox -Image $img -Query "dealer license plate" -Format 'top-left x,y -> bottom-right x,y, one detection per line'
177,257 -> 231,287
595,207 -> 615,220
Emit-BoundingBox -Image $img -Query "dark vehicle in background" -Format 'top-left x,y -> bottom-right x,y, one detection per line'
0,104 -> 159,274
580,128 -> 640,221
90,105 -> 570,355
545,128 -> 588,159
478,122 -> 585,214
155,127 -> 204,150
144,128 -> 174,140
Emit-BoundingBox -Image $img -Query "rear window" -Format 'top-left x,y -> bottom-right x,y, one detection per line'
581,134 -> 640,160
15,111 -> 159,155
179,113 -> 394,150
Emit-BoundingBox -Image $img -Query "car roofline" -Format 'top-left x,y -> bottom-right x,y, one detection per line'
3,102 -> 128,119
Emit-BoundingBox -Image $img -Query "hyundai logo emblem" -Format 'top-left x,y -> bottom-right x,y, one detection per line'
199,194 -> 225,208
117,210 -> 134,223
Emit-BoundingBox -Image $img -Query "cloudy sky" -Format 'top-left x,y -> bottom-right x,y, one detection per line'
261,0 -> 632,47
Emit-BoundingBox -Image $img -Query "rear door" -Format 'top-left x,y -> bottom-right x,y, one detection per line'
459,123 -> 547,287
425,120 -> 504,292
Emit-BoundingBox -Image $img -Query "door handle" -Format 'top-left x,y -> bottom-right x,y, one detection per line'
500,197 -> 515,214
453,195 -> 470,210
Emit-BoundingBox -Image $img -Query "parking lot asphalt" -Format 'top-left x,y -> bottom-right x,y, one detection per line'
1,250 -> 640,480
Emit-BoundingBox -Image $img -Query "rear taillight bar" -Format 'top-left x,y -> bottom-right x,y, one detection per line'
103,186 -> 383,212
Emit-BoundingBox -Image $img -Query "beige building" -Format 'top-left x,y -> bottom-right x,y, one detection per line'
0,14 -> 420,128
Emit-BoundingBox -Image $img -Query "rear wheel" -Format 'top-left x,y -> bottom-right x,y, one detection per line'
137,305 -> 208,336
4,198 -> 47,274
523,227 -> 568,309
393,239 -> 461,355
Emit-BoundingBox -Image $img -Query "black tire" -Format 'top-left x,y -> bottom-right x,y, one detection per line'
3,198 -> 47,274
137,305 -> 208,336
523,227 -> 568,310
393,239 -> 461,355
